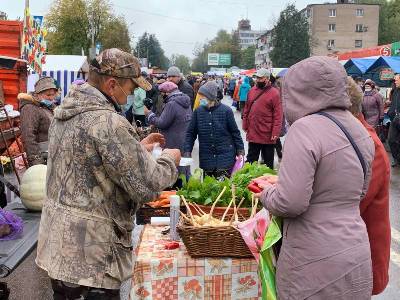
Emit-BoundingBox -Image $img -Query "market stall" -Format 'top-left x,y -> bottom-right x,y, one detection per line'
131,225 -> 261,299
132,163 -> 281,300
364,56 -> 400,87
29,55 -> 88,101
344,58 -> 376,77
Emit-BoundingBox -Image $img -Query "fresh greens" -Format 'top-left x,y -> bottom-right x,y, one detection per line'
177,163 -> 277,208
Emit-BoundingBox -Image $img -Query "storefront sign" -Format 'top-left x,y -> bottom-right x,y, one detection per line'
379,68 -> 394,80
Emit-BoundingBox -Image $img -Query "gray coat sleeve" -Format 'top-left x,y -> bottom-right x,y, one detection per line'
261,121 -> 319,218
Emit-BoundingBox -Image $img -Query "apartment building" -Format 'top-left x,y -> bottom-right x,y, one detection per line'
235,19 -> 263,49
305,0 -> 379,56
255,30 -> 273,69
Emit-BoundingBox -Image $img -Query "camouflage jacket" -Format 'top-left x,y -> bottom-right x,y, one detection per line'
36,83 -> 178,289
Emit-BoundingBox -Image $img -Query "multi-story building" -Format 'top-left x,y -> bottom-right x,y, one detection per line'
235,19 -> 263,49
304,0 -> 379,56
255,30 -> 273,69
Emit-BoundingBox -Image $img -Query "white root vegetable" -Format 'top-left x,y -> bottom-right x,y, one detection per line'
180,195 -> 199,226
208,186 -> 227,218
221,198 -> 234,222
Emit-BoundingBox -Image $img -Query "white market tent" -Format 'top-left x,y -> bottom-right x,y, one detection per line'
29,55 -> 89,100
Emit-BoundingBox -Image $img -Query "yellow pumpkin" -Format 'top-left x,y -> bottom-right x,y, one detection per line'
20,164 -> 47,211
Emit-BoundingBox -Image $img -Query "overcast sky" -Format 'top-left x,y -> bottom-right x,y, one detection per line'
4,0 -> 323,58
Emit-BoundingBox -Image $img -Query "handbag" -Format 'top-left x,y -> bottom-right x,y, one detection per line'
316,112 -> 366,179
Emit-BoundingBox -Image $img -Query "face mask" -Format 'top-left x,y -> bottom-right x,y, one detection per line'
200,98 -> 208,106
256,81 -> 266,89
364,86 -> 372,92
40,99 -> 53,109
115,80 -> 130,104
162,93 -> 168,100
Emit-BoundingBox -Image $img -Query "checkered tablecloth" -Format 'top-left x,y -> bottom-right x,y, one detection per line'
130,225 -> 262,300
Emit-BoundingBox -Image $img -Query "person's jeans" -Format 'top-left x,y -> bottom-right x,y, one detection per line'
388,121 -> 400,164
51,279 -> 119,300
246,143 -> 275,169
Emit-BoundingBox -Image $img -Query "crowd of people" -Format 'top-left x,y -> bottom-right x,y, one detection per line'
13,48 -> 397,299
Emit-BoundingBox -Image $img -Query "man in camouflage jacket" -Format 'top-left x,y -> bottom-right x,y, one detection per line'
36,49 -> 180,299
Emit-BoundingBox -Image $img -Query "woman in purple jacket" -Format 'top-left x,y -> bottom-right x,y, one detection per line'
145,81 -> 192,181
362,80 -> 384,128
258,57 -> 375,299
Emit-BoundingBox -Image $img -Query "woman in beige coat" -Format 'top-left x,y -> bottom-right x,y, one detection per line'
259,56 -> 375,299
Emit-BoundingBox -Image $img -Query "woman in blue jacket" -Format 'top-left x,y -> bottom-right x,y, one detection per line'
184,81 -> 245,179
238,76 -> 251,113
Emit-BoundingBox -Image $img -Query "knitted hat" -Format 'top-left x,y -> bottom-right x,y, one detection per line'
158,81 -> 178,93
198,81 -> 218,101
167,66 -> 181,77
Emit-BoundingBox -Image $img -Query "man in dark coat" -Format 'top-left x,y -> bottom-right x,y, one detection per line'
242,68 -> 282,169
388,74 -> 400,167
167,66 -> 194,109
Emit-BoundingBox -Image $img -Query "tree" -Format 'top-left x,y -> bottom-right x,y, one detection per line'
170,54 -> 191,75
240,46 -> 256,69
135,33 -> 169,69
99,16 -> 131,52
46,0 -> 131,55
270,4 -> 310,67
359,0 -> 400,45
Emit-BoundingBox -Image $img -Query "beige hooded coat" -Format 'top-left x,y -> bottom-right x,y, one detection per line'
261,57 -> 375,299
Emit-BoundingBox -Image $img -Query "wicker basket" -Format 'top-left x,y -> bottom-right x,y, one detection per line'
177,219 -> 253,258
136,205 -> 186,225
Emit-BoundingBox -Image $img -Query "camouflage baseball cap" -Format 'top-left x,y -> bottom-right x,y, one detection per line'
34,77 -> 57,94
91,48 -> 152,91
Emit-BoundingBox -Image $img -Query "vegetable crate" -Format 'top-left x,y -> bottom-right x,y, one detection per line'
136,206 -> 186,225
177,219 -> 253,258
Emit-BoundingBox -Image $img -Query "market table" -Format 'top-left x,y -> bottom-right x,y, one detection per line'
130,225 -> 262,300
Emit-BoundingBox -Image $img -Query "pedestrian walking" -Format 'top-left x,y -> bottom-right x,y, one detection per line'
238,76 -> 251,113
184,81 -> 245,179
242,68 -> 282,169
167,66 -> 194,109
19,76 -> 57,166
145,81 -> 192,183
347,76 -> 391,296
257,56 -> 375,299
362,80 -> 384,128
36,49 -> 180,299
387,73 -> 400,167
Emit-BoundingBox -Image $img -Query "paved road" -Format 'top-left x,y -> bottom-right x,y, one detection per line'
190,96 -> 400,298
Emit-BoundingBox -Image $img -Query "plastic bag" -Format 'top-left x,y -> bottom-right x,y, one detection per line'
0,209 -> 23,241
259,216 -> 282,300
230,155 -> 244,176
236,209 -> 270,262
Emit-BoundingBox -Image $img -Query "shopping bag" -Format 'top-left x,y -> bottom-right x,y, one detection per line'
259,216 -> 282,300
236,209 -> 270,263
0,208 -> 23,240
230,155 -> 244,176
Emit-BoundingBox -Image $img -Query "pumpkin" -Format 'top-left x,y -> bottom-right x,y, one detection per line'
20,164 -> 47,211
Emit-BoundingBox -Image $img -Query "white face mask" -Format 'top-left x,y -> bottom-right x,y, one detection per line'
364,86 -> 372,92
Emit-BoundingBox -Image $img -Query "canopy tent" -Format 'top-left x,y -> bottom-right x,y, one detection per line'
276,68 -> 288,78
364,56 -> 400,87
239,68 -> 256,76
29,55 -> 89,100
344,58 -> 376,77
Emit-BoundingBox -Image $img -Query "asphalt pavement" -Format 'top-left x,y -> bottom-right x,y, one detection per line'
189,96 -> 400,299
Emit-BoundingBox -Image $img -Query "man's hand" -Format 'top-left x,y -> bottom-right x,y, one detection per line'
141,133 -> 166,147
271,135 -> 279,142
163,149 -> 181,166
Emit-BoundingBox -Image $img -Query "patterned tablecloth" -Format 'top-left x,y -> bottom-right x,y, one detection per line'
130,225 -> 262,300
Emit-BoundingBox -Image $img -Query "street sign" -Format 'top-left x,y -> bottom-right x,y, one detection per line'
208,53 -> 219,66
219,54 -> 231,65
208,53 -> 232,66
